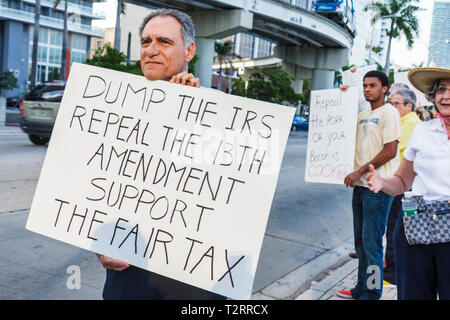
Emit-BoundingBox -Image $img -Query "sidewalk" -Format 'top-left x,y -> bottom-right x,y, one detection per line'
0,125 -> 23,135
295,259 -> 397,300
250,237 -> 398,301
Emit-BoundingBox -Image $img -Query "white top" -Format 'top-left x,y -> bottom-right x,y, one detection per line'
354,103 -> 401,188
403,119 -> 450,201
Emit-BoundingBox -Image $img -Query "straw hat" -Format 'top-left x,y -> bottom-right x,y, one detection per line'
408,67 -> 450,94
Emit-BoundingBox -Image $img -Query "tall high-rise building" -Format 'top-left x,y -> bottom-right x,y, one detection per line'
428,0 -> 450,68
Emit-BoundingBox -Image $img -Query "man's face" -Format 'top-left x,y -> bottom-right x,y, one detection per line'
391,94 -> 412,117
140,15 -> 195,81
363,77 -> 387,103
435,78 -> 450,117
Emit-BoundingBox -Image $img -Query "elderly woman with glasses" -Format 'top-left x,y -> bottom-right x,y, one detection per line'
366,67 -> 450,300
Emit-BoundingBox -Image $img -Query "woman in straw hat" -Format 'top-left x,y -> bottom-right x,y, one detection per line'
366,67 -> 450,300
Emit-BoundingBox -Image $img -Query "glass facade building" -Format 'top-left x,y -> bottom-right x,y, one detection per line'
0,0 -> 104,96
230,33 -> 274,59
428,0 -> 450,68
218,0 -> 313,61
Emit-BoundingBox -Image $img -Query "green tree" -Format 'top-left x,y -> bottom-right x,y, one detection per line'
0,71 -> 19,91
299,79 -> 311,106
364,0 -> 421,74
371,46 -> 384,54
334,64 -> 355,87
85,44 -> 143,76
54,0 -> 104,80
231,77 -> 246,98
188,54 -> 199,76
232,66 -> 302,106
214,40 -> 237,92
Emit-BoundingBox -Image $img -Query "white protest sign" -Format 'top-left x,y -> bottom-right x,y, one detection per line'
394,71 -> 431,106
25,63 -> 294,300
305,87 -> 358,184
342,65 -> 376,114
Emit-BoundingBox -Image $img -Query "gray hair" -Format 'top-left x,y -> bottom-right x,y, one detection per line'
139,9 -> 195,48
390,82 -> 410,90
425,79 -> 440,105
391,88 -> 417,110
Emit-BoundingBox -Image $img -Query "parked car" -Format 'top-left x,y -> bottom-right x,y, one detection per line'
291,114 -> 309,131
6,94 -> 23,108
19,82 -> 65,145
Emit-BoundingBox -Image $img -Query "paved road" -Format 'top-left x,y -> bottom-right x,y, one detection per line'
5,107 -> 21,126
0,126 -> 354,300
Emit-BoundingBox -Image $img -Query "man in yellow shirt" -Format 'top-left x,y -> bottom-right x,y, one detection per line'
383,88 -> 421,286
390,89 -> 422,159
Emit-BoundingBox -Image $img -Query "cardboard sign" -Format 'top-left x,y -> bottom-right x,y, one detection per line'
305,87 -> 359,184
342,65 -> 377,114
25,63 -> 294,300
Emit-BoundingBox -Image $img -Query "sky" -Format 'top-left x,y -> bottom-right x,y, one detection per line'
93,0 -> 437,69
389,0 -> 435,68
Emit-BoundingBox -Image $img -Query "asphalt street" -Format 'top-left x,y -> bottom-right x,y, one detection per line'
0,126 -> 354,300
5,107 -> 21,126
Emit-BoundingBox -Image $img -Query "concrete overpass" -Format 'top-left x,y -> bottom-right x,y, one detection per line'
123,0 -> 354,90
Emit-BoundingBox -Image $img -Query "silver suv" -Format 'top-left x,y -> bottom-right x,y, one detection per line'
19,82 -> 65,145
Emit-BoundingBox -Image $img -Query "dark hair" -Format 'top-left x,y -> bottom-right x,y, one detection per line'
139,9 -> 195,48
363,70 -> 389,88
425,79 -> 440,105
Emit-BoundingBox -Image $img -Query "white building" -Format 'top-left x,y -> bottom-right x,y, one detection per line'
348,0 -> 387,67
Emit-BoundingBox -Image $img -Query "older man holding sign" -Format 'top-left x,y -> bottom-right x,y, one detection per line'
25,9 -> 294,300
97,9 -> 213,300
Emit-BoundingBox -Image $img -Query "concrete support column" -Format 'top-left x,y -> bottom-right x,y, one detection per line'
189,9 -> 253,88
195,37 -> 216,88
275,46 -> 348,91
311,69 -> 335,90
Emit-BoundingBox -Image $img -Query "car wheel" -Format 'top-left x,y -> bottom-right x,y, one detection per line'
28,135 -> 50,145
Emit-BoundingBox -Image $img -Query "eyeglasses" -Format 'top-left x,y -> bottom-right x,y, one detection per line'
391,101 -> 407,107
437,86 -> 450,94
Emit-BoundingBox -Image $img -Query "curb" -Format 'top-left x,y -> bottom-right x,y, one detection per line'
295,259 -> 358,300
252,239 -> 354,300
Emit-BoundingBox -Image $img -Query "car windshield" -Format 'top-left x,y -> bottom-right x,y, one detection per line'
25,84 -> 65,102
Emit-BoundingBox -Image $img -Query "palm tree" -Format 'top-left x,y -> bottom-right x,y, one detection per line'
334,64 -> 355,87
214,40 -> 235,92
114,0 -> 126,51
30,0 -> 41,88
53,1 -> 104,80
53,0 -> 68,80
364,0 -> 421,75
